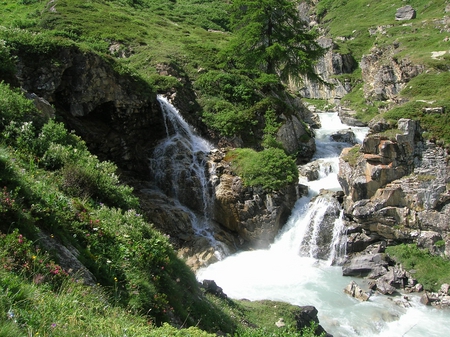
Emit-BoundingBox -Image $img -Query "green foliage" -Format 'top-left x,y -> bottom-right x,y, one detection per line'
0,40 -> 15,78
386,244 -> 450,292
262,108 -> 283,149
341,145 -> 361,167
0,81 -> 38,131
200,97 -> 252,137
226,0 -> 325,83
195,70 -> 258,104
228,148 -> 298,190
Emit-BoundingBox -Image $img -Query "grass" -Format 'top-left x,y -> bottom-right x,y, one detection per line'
341,145 -> 361,167
316,0 -> 450,145
0,58 -> 323,336
386,244 -> 450,292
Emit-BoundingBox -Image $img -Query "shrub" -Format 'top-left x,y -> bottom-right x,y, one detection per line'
0,81 -> 37,131
228,148 -> 298,190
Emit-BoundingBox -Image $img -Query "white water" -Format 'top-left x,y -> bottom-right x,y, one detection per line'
151,96 -> 227,256
197,112 -> 450,336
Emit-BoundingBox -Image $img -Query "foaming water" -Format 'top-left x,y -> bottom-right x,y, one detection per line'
151,96 -> 229,258
197,112 -> 450,336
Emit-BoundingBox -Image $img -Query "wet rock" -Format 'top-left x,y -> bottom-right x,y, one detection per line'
344,281 -> 371,301
201,280 -> 227,299
330,129 -> 357,145
342,250 -> 389,277
294,306 -> 332,337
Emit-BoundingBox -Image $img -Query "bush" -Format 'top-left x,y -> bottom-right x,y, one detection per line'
0,81 -> 37,131
228,148 -> 298,190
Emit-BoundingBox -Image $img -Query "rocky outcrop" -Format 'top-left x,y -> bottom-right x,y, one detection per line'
360,45 -> 424,101
344,281 -> 370,301
14,46 -> 165,175
338,119 -> 450,256
211,151 -> 299,249
294,37 -> 356,102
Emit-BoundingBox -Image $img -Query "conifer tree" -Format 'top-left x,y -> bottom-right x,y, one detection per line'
227,0 -> 325,84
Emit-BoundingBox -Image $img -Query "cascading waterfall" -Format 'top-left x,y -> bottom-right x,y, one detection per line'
197,112 -> 450,337
151,96 -> 224,254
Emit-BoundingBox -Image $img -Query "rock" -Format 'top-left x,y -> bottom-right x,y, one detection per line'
415,283 -> 424,292
440,283 -> 450,295
375,270 -> 399,295
294,306 -> 331,337
422,107 -> 445,114
294,37 -> 356,101
212,166 -> 298,249
275,318 -> 286,328
15,46 -> 166,175
395,5 -> 416,21
417,231 -> 442,254
420,292 -> 431,305
342,251 -> 389,277
202,280 -> 227,299
360,45 -> 424,101
344,281 -> 371,301
330,129 -> 357,144
36,231 -> 96,285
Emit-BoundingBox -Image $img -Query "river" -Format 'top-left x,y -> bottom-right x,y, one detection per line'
196,112 -> 450,336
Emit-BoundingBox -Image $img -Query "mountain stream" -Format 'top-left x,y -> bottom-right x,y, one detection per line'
153,97 -> 449,336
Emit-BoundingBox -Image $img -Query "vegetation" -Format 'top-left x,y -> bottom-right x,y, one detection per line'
225,0 -> 325,84
341,145 -> 361,167
316,0 -> 450,145
227,148 -> 298,190
386,244 -> 450,292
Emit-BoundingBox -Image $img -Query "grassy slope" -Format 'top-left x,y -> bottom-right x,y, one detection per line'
0,1 -> 322,336
317,0 -> 450,145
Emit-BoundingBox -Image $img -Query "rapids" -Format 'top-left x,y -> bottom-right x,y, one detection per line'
197,112 -> 450,336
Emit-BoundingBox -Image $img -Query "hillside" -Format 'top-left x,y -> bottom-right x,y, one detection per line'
1,0 -> 450,336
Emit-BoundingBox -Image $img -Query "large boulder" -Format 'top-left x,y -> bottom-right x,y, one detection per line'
395,5 -> 417,21
212,172 -> 298,249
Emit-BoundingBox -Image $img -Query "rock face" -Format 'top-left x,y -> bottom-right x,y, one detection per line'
293,37 -> 356,102
360,45 -> 424,101
212,151 -> 299,249
338,119 -> 450,256
14,46 -> 165,175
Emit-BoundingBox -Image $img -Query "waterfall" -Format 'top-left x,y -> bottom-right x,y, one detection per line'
150,96 -> 222,251
197,112 -> 450,336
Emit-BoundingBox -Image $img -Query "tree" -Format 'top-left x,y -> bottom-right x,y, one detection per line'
226,0 -> 325,84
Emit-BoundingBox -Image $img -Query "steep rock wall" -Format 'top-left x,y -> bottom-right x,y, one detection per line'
15,47 -> 165,175
338,120 -> 450,256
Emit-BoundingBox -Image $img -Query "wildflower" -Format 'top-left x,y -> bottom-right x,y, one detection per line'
50,234 -> 54,238
32,255 -> 36,260
114,277 -> 118,282
7,310 -> 14,319
51,323 -> 57,329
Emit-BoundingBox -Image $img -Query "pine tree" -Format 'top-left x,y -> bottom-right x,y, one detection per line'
226,0 -> 325,84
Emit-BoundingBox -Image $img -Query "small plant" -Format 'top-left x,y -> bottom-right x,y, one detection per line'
341,145 -> 361,167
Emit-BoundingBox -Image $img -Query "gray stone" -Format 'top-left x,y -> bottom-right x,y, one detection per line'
395,5 -> 416,21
